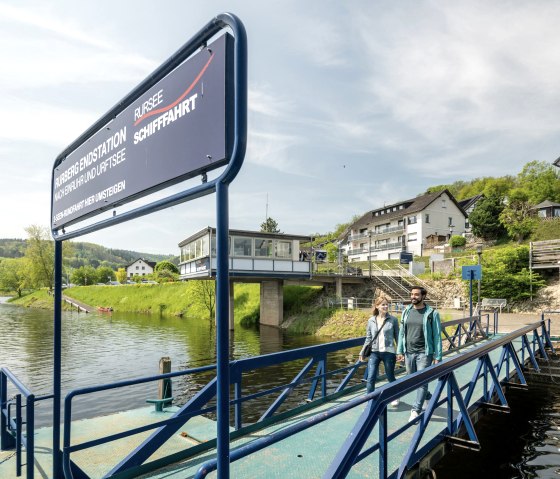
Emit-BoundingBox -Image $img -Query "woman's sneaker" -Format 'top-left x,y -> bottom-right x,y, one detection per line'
390,399 -> 400,407
409,410 -> 420,422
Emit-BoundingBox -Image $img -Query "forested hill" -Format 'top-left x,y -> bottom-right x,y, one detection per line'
0,238 -> 177,270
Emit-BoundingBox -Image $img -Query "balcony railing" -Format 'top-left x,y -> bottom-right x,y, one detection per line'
347,242 -> 402,256
348,225 -> 404,242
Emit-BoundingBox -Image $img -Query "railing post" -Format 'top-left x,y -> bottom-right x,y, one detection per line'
15,394 -> 21,477
26,395 -> 34,479
1,371 -> 15,450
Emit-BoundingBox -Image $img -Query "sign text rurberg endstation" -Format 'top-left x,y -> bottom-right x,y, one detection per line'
52,33 -> 233,229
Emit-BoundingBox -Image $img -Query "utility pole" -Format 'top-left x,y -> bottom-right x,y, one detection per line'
476,244 -> 483,313
368,231 -> 372,278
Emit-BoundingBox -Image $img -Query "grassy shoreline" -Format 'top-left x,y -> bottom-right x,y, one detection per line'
8,283 -> 362,336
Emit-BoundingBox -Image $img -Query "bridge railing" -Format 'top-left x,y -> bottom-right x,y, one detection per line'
0,313 -> 503,479
0,368 -> 54,479
194,319 -> 554,479
58,314 -> 492,478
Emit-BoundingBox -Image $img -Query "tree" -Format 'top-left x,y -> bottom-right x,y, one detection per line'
24,225 -> 54,290
0,257 -> 29,297
468,194 -> 507,240
155,260 -> 179,274
116,268 -> 127,283
71,265 -> 97,286
499,189 -> 537,243
324,243 -> 338,263
517,160 -> 560,204
260,217 -> 281,233
193,280 -> 216,319
96,266 -> 115,283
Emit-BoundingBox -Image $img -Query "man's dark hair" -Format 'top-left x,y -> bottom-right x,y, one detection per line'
410,286 -> 427,297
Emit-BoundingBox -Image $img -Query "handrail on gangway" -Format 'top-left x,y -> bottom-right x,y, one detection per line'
0,313 -> 510,479
194,320 -> 554,479
0,368 -> 54,479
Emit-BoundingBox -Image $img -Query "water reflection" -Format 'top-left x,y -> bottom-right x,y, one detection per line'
0,303 -> 349,427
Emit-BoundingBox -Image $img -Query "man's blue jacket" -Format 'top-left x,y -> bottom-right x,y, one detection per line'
396,304 -> 443,361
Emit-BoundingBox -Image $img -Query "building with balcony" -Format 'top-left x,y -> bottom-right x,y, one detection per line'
343,190 -> 467,262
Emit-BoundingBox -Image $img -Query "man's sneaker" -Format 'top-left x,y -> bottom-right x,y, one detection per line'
390,399 -> 400,407
409,410 -> 419,422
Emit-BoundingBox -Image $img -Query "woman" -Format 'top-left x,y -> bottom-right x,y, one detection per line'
359,297 -> 400,405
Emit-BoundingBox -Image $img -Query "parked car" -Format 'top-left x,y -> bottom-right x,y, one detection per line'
141,280 -> 158,284
107,281 -> 122,286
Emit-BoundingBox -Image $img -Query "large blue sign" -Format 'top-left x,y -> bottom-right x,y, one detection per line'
462,265 -> 482,280
52,33 -> 233,229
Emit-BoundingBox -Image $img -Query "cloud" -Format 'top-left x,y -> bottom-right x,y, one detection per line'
0,4 -> 156,90
245,129 -> 305,174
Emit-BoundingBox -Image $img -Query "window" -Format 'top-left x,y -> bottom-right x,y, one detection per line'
232,237 -> 252,256
408,232 -> 417,242
275,240 -> 292,259
255,238 -> 273,257
425,214 -> 430,223
142,266 -> 145,270
442,199 -> 447,208
408,216 -> 417,225
448,217 -> 453,226
398,219 -> 404,227
555,208 -> 560,217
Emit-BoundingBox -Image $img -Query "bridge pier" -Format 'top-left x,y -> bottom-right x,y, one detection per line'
335,277 -> 343,298
260,280 -> 284,327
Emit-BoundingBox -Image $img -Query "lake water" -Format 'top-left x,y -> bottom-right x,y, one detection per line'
0,300 -> 345,427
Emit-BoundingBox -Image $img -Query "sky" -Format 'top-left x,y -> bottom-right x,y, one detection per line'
2,0 -> 560,255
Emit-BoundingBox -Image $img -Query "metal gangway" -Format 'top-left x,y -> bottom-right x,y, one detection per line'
1,312 -> 555,478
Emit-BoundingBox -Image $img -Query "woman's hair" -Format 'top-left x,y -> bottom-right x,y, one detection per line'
372,296 -> 389,317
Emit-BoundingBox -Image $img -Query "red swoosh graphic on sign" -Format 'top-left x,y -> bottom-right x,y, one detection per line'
134,51 -> 215,126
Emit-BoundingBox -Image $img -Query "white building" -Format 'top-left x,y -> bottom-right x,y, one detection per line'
178,227 -> 311,280
343,190 -> 467,262
126,258 -> 157,278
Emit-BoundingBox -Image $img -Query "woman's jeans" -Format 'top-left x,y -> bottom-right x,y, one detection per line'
367,351 -> 396,393
405,352 -> 433,412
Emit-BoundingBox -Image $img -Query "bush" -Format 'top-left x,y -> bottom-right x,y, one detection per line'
449,235 -> 466,248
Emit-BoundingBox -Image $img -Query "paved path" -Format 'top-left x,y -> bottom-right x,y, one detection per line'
439,308 -> 560,335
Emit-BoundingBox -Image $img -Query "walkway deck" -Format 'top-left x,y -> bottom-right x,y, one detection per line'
0,335 -> 529,479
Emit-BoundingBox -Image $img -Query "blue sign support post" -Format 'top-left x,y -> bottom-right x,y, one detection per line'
462,265 -> 482,318
50,13 -> 247,479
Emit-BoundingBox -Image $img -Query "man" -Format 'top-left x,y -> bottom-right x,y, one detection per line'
396,286 -> 443,422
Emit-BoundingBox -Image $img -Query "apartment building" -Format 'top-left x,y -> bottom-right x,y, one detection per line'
343,190 -> 467,262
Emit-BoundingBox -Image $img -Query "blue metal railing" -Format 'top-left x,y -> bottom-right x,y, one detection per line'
0,314 -> 496,479
55,315 -> 492,478
0,368 -> 54,479
194,320 -> 554,478
61,337 -> 369,478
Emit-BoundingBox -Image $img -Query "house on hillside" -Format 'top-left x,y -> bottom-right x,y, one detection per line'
341,190 -> 467,262
533,200 -> 560,218
126,258 -> 157,278
458,194 -> 484,233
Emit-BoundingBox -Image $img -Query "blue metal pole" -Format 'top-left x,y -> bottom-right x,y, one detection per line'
53,240 -> 63,478
216,180 -> 230,478
469,270 -> 473,318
